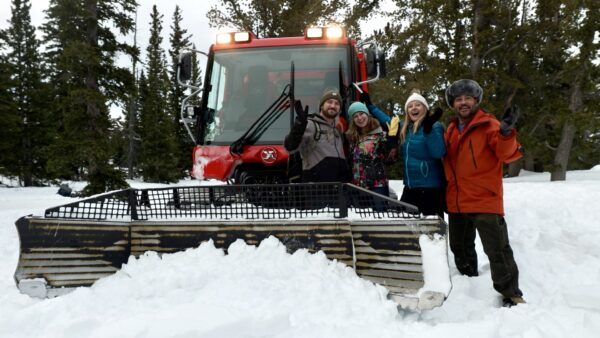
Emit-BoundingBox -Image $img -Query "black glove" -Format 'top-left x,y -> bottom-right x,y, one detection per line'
294,99 -> 308,125
285,100 -> 309,151
500,105 -> 520,136
360,92 -> 373,106
384,136 -> 399,164
385,148 -> 398,165
422,107 -> 443,134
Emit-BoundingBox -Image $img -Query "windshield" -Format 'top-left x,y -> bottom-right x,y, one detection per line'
201,45 -> 351,145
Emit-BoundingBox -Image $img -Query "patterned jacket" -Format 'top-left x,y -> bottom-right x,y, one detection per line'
348,127 -> 388,189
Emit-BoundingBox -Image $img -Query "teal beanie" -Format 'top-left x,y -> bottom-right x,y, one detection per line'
348,102 -> 369,119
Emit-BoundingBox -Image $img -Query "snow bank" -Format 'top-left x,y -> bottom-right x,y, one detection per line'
2,170 -> 600,337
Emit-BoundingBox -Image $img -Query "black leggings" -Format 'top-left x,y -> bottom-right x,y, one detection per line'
400,186 -> 446,217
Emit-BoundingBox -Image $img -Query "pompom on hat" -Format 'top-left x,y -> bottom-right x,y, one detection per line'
404,92 -> 429,112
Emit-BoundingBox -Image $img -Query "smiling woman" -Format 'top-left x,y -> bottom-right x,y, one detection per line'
346,101 -> 390,199
393,91 -> 447,217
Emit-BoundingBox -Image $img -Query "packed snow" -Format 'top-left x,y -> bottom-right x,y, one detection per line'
1,168 -> 600,338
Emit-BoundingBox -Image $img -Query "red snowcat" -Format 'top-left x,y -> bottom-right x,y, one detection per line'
14,27 -> 451,310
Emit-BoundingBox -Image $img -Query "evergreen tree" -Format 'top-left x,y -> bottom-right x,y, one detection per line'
124,8 -> 141,179
42,0 -> 137,195
2,0 -> 52,186
370,0 -> 600,178
138,5 -> 179,183
168,5 -> 193,176
0,42 -> 19,180
190,44 -> 203,93
545,0 -> 600,180
188,43 -> 204,107
207,0 -> 378,38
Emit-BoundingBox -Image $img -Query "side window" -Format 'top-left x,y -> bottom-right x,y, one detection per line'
207,62 -> 227,111
205,62 -> 227,142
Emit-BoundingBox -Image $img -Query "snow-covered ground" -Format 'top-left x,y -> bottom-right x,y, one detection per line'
1,168 -> 599,338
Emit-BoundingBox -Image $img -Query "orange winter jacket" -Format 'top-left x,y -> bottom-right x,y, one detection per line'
443,109 -> 522,215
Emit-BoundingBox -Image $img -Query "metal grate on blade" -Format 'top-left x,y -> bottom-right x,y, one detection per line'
44,183 -> 421,221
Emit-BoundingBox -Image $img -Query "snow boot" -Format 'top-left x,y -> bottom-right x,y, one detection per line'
456,262 -> 478,277
455,256 -> 478,277
502,296 -> 526,308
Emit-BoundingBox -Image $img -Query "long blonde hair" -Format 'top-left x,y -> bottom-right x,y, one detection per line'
346,115 -> 381,142
399,113 -> 424,144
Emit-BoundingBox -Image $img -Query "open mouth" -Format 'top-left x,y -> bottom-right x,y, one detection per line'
409,111 -> 421,118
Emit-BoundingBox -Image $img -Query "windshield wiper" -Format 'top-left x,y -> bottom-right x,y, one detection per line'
229,85 -> 291,155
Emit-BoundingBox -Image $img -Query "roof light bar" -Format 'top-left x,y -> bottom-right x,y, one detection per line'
305,26 -> 345,40
234,32 -> 251,42
306,27 -> 324,39
216,33 -> 232,45
325,26 -> 344,39
216,31 -> 252,45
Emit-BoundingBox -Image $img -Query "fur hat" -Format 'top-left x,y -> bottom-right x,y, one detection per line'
445,79 -> 483,107
348,102 -> 369,119
319,90 -> 342,108
404,92 -> 429,112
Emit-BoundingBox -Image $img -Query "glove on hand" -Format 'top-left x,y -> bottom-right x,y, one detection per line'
294,100 -> 309,127
387,116 -> 400,137
285,100 -> 309,151
422,107 -> 443,134
385,147 -> 398,165
360,92 -> 373,106
500,105 -> 520,136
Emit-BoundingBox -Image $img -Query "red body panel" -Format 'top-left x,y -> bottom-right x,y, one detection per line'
192,145 -> 289,180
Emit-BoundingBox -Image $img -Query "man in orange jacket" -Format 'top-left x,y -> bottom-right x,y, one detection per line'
443,79 -> 525,307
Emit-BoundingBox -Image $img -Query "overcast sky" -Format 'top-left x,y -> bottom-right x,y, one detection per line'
1,0 -> 392,53
0,0 -> 390,116
0,1 -> 220,57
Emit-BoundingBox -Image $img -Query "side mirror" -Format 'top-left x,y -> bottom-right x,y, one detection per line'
178,52 -> 193,82
377,50 -> 386,78
365,48 -> 377,77
365,48 -> 387,79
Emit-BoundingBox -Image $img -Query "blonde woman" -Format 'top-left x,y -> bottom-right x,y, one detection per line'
363,91 -> 446,217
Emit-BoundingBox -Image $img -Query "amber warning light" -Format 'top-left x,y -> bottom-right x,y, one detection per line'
216,31 -> 252,45
305,26 -> 345,39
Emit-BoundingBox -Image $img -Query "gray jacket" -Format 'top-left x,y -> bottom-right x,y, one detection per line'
284,114 -> 349,182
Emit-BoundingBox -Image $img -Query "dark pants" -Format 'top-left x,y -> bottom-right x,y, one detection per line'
400,187 -> 446,218
369,185 -> 389,212
448,213 -> 523,298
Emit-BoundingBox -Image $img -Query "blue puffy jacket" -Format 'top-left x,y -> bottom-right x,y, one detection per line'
367,104 -> 446,188
401,122 -> 446,188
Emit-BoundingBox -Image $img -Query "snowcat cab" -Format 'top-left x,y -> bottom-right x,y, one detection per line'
14,27 -> 452,310
179,27 -> 385,184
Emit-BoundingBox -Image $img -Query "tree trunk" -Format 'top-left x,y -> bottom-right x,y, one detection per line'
470,0 -> 483,77
128,10 -> 138,180
507,159 -> 522,177
85,0 -> 102,192
550,119 -> 575,181
551,54 -> 585,182
523,153 -> 535,172
22,121 -> 32,186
